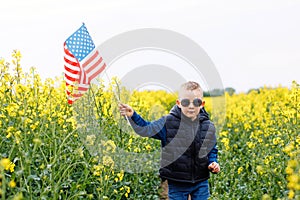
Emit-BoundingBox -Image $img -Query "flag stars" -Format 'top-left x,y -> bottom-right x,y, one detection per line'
66,26 -> 96,62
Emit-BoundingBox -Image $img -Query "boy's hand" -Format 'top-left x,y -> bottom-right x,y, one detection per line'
208,162 -> 220,173
118,103 -> 134,117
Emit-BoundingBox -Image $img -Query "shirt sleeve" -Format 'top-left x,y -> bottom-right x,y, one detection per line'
129,111 -> 166,144
207,144 -> 218,165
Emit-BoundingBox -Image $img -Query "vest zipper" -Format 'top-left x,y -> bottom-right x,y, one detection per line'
191,123 -> 196,183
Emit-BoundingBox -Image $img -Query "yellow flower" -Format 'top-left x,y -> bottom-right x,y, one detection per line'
6,103 -> 19,117
264,156 -> 273,165
104,140 -> 116,153
286,167 -> 293,175
0,158 -> 10,169
246,141 -> 255,149
219,131 -> 228,137
287,174 -> 299,189
145,144 -> 152,151
9,180 -> 16,188
6,126 -> 14,139
126,186 -> 130,193
33,138 -> 42,146
133,147 -> 141,153
272,137 -> 283,145
0,58 -> 5,66
75,148 -> 84,158
116,170 -> 124,182
288,159 -> 298,168
102,156 -> 114,168
288,189 -> 295,199
12,50 -> 22,60
262,194 -> 271,200
284,143 -> 294,154
0,158 -> 15,172
256,165 -> 264,175
92,164 -> 104,176
12,192 -> 23,200
237,167 -> 243,174
221,137 -> 230,150
86,135 -> 96,146
124,186 -> 130,198
243,123 -> 251,131
296,136 -> 300,144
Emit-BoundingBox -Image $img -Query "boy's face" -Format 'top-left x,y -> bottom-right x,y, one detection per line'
176,89 -> 204,121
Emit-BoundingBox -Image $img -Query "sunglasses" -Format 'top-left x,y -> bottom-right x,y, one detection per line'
180,98 -> 202,107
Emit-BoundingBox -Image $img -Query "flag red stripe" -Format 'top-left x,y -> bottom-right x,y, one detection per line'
72,93 -> 84,98
64,57 -> 79,67
85,57 -> 103,74
68,99 -> 74,104
64,43 -> 76,58
67,92 -> 84,98
66,90 -> 71,95
78,86 -> 89,91
64,65 -> 79,74
88,63 -> 106,82
82,50 -> 99,68
65,73 -> 78,82
65,78 -> 77,86
77,66 -> 87,85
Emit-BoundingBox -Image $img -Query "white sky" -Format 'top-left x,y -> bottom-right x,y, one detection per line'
1,0 -> 299,93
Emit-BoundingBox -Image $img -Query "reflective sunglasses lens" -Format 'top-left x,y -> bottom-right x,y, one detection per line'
193,99 -> 202,107
180,99 -> 190,107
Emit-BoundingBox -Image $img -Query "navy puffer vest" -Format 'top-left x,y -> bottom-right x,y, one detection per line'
159,105 -> 216,183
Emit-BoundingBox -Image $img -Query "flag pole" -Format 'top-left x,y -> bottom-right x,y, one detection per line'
103,71 -> 131,125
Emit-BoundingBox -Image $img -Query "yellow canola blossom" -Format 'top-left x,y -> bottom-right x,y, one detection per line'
0,158 -> 15,172
0,51 -> 299,199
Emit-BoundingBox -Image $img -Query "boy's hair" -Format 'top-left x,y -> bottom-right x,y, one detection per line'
179,81 -> 203,97
181,81 -> 201,91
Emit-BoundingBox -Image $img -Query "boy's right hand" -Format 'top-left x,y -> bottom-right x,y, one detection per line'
208,162 -> 220,174
118,103 -> 134,117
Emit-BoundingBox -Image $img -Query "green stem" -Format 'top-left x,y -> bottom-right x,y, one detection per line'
1,169 -> 6,200
54,161 -> 87,192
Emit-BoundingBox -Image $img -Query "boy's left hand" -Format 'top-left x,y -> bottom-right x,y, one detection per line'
208,162 -> 220,173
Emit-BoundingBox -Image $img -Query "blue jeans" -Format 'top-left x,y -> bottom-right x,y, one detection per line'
168,180 -> 210,200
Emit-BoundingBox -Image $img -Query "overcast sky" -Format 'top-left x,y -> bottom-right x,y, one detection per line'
1,0 -> 299,93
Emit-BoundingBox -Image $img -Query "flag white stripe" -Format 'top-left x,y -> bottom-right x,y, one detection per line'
64,53 -> 77,62
64,62 -> 80,72
78,83 -> 90,89
81,48 -> 98,65
79,65 -> 86,84
83,51 -> 102,72
86,56 -> 104,75
64,70 -> 79,79
65,78 -> 78,86
86,61 -> 104,80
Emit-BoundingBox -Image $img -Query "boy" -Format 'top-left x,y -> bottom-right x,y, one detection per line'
119,81 -> 220,200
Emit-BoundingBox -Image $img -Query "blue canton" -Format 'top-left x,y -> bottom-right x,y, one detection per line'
65,24 -> 95,62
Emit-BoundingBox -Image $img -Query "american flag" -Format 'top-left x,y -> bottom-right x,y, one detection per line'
64,23 -> 106,104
